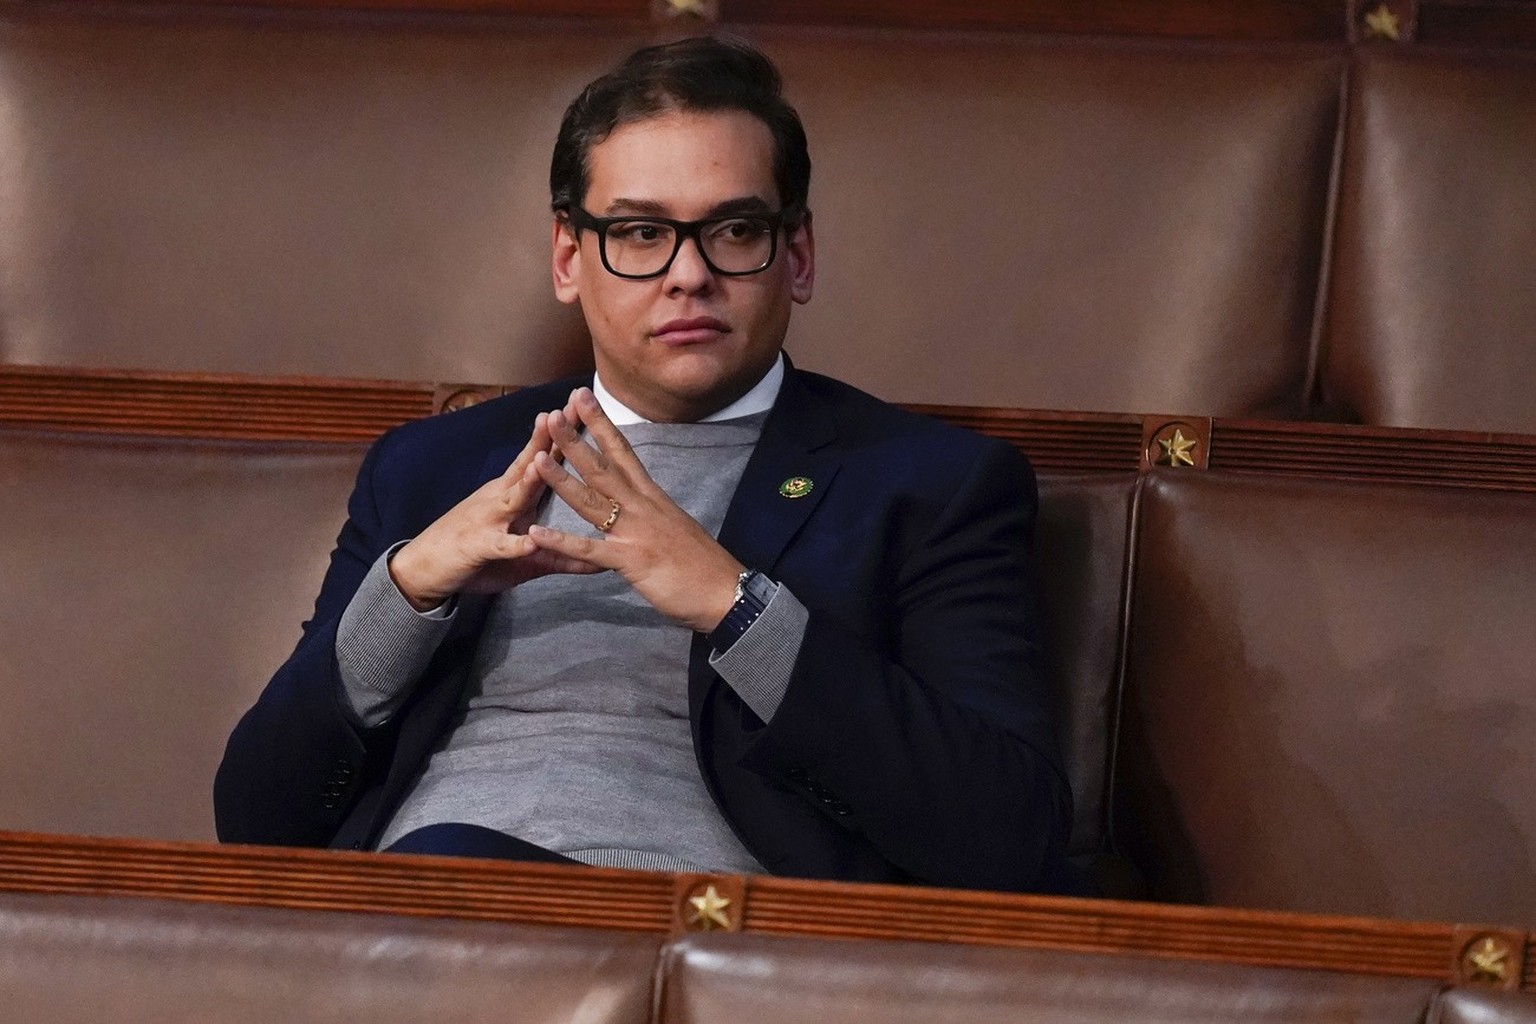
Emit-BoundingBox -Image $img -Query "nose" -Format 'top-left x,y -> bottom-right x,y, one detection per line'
663,233 -> 716,294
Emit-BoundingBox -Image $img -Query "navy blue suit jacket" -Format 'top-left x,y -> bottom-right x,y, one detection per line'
215,367 -> 1076,893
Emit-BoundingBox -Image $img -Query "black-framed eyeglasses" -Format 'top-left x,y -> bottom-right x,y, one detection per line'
565,206 -> 800,280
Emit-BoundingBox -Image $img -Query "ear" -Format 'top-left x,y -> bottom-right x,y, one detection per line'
551,215 -> 582,305
787,212 -> 815,305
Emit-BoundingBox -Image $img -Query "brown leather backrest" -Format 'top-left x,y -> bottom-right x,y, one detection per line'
1431,988 -> 1536,1024
0,4 -> 1340,415
0,433 -> 1142,867
657,932 -> 1441,1024
0,893 -> 659,1023
0,429 -> 364,840
1322,47 -> 1536,432
779,35 -> 1340,414
1035,472 -> 1136,876
1117,470 -> 1536,924
0,4 -> 604,385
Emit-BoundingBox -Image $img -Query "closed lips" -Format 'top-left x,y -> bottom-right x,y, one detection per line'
654,317 -> 731,341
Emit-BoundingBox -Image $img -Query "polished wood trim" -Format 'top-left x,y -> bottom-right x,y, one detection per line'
0,831 -> 1527,989
138,0 -> 648,18
23,0 -> 1536,48
0,364 -> 432,443
0,831 -> 672,931
744,874 -> 1460,980
1209,419 -> 1536,493
10,365 -> 1536,492
42,0 -> 1349,39
904,404 -> 1145,473
0,366 -> 1156,471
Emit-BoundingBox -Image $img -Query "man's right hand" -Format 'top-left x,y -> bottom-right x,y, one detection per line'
386,409 -> 601,611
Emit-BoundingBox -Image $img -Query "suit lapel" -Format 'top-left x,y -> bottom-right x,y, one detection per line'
717,367 -> 841,575
691,369 -> 841,720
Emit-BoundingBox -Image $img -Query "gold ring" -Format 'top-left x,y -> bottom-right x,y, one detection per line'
597,499 -> 621,532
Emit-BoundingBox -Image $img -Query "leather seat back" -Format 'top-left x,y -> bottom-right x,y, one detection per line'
1,5 -> 1339,415
1036,472 -> 1137,885
658,932 -> 1442,1024
0,429 -> 364,840
0,893 -> 659,1023
1116,470 -> 1536,923
1322,47 -> 1536,432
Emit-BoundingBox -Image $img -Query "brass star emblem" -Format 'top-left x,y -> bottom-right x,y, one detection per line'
686,884 -> 732,931
1363,4 -> 1401,40
1464,937 -> 1510,984
1157,429 -> 1198,468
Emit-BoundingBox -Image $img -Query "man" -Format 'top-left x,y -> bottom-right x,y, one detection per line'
216,36 -> 1078,894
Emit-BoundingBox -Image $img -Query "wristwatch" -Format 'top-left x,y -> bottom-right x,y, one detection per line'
708,569 -> 778,653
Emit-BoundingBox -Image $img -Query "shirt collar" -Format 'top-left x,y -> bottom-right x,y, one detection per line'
592,352 -> 785,426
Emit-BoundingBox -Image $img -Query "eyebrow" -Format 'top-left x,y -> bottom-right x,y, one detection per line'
603,196 -> 777,218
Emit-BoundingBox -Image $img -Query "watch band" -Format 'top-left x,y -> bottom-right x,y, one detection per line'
709,569 -> 777,653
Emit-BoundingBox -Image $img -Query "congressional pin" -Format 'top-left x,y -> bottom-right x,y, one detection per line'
779,476 -> 813,499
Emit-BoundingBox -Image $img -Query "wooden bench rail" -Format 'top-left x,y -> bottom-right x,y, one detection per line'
0,831 -> 1528,991
0,364 -> 433,444
8,364 -> 1536,493
41,0 -> 1536,49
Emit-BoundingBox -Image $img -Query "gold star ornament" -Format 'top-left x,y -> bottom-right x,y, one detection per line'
686,885 -> 733,932
1363,4 -> 1401,40
1463,936 -> 1511,984
1157,429 -> 1198,468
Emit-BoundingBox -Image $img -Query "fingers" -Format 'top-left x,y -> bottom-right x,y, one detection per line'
499,461 -> 539,513
493,529 -> 602,576
569,388 -> 643,472
527,523 -> 622,571
498,412 -> 553,483
544,408 -> 609,484
546,388 -> 647,491
533,449 -> 618,532
534,551 -> 605,577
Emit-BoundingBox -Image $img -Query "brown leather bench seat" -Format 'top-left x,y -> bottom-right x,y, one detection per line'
0,892 -> 660,1024
0,427 -> 1145,885
658,932 -> 1447,1024
8,422 -> 1536,930
1433,989 -> 1536,1024
1035,471 -> 1139,889
7,889 -> 1532,1024
0,428 -> 365,841
1116,470 -> 1536,924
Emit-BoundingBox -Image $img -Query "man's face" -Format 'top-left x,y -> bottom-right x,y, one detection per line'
552,108 -> 814,423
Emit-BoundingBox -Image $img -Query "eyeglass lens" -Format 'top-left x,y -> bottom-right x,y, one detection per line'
602,217 -> 775,277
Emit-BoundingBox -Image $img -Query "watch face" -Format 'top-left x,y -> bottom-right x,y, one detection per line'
741,571 -> 776,608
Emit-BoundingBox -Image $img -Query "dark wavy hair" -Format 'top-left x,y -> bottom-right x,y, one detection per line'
550,35 -> 810,219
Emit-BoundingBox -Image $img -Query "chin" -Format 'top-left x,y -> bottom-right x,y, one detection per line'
650,367 -> 751,419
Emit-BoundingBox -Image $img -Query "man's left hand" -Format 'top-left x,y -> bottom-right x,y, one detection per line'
528,387 -> 745,634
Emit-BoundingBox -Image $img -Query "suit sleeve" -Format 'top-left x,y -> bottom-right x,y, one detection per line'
213,435 -> 403,847
736,439 -> 1073,893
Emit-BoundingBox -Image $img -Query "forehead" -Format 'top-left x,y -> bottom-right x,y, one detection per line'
584,109 -> 778,212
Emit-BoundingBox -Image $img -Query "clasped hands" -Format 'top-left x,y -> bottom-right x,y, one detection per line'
388,387 -> 745,634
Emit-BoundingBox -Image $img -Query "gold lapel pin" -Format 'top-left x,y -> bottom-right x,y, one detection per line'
779,476 -> 813,499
